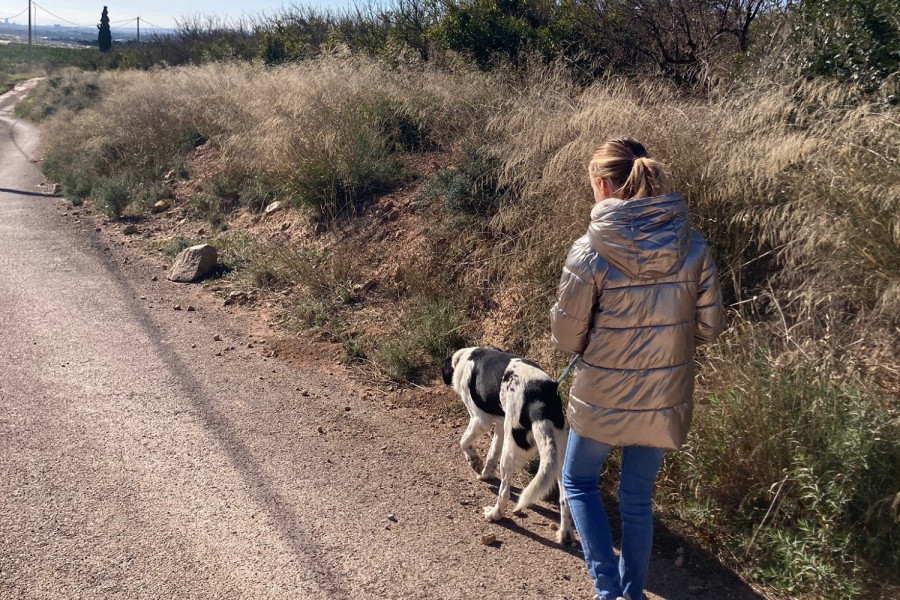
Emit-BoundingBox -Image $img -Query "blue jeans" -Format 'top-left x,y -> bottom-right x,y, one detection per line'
562,430 -> 665,600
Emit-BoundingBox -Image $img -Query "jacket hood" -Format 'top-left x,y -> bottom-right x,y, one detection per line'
587,193 -> 691,279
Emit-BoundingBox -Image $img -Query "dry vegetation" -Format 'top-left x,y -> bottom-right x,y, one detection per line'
29,56 -> 900,598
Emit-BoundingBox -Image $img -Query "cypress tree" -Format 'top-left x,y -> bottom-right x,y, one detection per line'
98,6 -> 112,53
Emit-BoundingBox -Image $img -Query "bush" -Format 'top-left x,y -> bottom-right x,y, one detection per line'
423,146 -> 505,216
793,0 -> 900,93
665,324 -> 900,596
376,336 -> 419,382
92,174 -> 134,218
162,237 -> 197,257
409,298 -> 467,362
13,68 -> 100,122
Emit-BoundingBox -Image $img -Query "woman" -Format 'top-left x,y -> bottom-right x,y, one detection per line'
550,138 -> 724,600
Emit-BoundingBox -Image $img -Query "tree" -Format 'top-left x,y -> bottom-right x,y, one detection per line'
98,6 -> 112,53
793,0 -> 900,92
603,0 -> 784,81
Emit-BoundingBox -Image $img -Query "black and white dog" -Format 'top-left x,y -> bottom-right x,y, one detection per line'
442,347 -> 574,543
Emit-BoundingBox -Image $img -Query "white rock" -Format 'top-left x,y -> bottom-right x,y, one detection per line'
264,201 -> 283,215
167,244 -> 217,283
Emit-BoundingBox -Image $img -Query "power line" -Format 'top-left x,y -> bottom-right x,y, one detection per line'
0,8 -> 29,20
31,1 -> 94,28
139,18 -> 167,30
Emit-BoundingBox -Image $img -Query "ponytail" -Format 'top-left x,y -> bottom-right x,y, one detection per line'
589,138 -> 667,200
620,156 -> 665,200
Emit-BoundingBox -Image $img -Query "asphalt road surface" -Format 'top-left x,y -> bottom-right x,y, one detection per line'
0,81 -> 758,600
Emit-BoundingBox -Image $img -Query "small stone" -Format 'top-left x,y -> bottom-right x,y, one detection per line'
151,200 -> 171,214
317,426 -> 325,434
675,556 -> 685,568
214,334 -> 222,341
123,224 -> 138,235
151,275 -> 158,281
187,306 -> 196,312
481,533 -> 497,546
387,514 -> 398,522
173,305 -> 182,311
344,406 -> 351,412
264,201 -> 283,214
190,344 -> 196,349
139,295 -> 146,300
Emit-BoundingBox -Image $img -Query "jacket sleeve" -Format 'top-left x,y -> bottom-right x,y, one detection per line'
695,242 -> 724,345
550,237 -> 599,355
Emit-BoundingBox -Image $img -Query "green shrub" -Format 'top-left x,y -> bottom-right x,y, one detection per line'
793,0 -> 900,92
288,107 -> 402,218
663,326 -> 900,596
92,174 -> 134,218
423,146 -> 505,216
377,336 -> 419,382
135,182 -> 174,211
162,237 -> 197,257
340,333 -> 366,363
13,68 -> 101,122
409,298 -> 467,362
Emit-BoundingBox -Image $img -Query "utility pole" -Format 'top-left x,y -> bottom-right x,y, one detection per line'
136,16 -> 140,43
27,0 -> 31,46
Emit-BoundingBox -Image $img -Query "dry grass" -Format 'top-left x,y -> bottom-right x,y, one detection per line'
474,67 -> 900,369
42,58 -> 502,217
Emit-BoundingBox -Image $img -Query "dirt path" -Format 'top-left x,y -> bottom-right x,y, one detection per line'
0,81 -> 759,600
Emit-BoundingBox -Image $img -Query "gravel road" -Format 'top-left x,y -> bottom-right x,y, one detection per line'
0,81 -> 759,600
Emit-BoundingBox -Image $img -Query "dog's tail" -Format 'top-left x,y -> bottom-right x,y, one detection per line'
515,420 -> 566,511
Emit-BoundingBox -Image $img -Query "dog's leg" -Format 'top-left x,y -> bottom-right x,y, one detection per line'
555,429 -> 576,544
480,418 -> 504,480
483,438 -> 520,522
460,417 -> 490,475
556,475 -> 576,544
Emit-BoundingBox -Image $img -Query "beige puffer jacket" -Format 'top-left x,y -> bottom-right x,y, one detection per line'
550,193 -> 723,450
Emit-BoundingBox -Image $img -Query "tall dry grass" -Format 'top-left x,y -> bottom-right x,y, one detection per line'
477,68 -> 900,369
41,58 -> 502,217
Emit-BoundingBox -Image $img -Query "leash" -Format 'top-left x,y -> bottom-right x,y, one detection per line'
556,354 -> 580,384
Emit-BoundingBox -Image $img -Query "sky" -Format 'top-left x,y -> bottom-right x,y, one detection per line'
0,1 -> 354,31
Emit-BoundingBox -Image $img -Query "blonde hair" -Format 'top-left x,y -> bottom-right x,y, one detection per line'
589,137 -> 667,200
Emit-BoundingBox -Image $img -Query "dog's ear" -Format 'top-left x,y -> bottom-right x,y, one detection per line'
441,357 -> 455,386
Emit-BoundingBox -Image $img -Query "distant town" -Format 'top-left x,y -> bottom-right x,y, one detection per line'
0,18 -> 171,47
